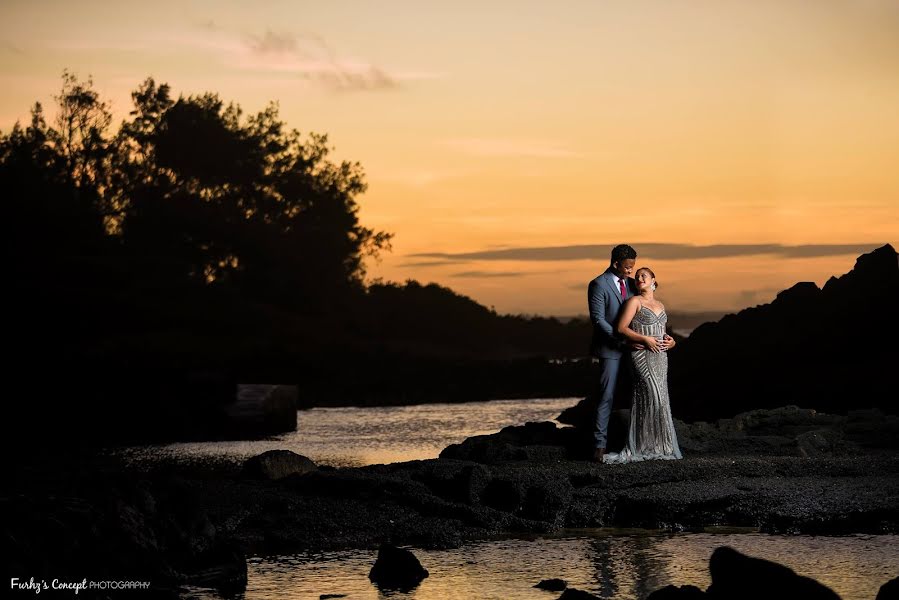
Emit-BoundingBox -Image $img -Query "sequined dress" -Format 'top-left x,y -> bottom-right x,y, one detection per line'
603,304 -> 683,464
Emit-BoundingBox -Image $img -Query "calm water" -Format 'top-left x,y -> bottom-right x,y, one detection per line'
117,397 -> 579,467
181,531 -> 898,600
112,399 -> 897,600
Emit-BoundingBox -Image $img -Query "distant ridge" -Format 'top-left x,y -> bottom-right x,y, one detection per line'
668,244 -> 898,420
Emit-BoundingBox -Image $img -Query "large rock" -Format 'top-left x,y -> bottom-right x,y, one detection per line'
368,544 -> 429,590
877,576 -> 899,600
243,450 -> 316,480
669,244 -> 899,421
647,585 -> 706,599
3,469 -> 247,596
707,546 -> 840,599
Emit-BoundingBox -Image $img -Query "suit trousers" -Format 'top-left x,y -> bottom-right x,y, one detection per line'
593,355 -> 622,449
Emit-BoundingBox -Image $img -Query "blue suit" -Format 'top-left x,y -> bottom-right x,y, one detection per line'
588,269 -> 637,448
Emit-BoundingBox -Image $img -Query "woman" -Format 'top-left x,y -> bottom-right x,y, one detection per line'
603,267 -> 683,464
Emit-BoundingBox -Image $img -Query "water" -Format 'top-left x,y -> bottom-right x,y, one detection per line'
112,398 -> 897,600
117,397 -> 579,468
181,531 -> 898,600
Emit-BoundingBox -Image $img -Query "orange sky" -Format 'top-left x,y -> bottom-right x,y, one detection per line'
2,1 -> 896,314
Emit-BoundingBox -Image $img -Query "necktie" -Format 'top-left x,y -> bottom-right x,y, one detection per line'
619,278 -> 627,300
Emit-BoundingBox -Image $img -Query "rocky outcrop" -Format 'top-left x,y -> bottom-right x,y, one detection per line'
555,404 -> 899,456
668,244 -> 899,421
3,459 -> 247,597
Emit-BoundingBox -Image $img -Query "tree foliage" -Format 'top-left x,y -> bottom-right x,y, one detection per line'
3,72 -> 392,309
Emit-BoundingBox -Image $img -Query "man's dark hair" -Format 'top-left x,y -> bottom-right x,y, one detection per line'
610,244 -> 637,265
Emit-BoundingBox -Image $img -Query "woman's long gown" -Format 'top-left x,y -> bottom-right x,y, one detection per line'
603,305 -> 683,464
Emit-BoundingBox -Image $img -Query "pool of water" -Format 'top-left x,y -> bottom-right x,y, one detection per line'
116,397 -> 579,468
181,531 -> 897,600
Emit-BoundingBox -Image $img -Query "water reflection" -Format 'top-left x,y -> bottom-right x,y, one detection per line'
182,532 -> 898,600
115,397 -> 579,468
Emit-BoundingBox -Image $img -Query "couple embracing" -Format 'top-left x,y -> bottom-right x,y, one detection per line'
588,244 -> 683,465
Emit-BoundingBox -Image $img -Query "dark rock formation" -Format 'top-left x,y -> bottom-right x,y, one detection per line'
3,457 -> 247,597
243,450 -> 316,480
646,585 -> 707,599
368,544 -> 429,591
535,578 -> 568,591
877,576 -> 899,600
667,244 -> 899,421
555,404 -> 899,456
707,546 -> 841,599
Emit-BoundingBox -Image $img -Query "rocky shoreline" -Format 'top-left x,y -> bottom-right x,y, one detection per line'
4,406 -> 898,597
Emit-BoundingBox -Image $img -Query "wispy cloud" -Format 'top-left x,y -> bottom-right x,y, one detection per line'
451,271 -> 524,278
49,25 -> 438,94
398,260 -> 469,268
442,137 -> 582,159
411,243 -> 881,263
239,29 -> 407,91
1,41 -> 25,55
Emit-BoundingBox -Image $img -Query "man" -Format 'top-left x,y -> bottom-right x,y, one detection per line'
587,244 -> 671,463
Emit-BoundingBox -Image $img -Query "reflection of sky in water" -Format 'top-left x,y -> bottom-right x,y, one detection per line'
181,532 -> 898,600
114,397 -> 579,467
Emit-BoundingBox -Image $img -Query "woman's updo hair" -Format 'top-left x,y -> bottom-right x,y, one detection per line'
637,267 -> 659,290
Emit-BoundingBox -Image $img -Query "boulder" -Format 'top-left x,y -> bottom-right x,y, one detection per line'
243,450 -> 316,480
877,576 -> 899,600
707,546 -> 841,599
368,544 -> 429,591
534,578 -> 568,591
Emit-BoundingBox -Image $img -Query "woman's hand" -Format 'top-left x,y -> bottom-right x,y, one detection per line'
660,334 -> 676,351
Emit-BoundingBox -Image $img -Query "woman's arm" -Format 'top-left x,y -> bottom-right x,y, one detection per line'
616,298 -> 661,351
659,303 -> 676,351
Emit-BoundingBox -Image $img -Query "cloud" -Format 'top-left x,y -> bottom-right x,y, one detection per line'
246,30 -> 299,54
234,28 -> 445,92
410,243 -> 880,263
451,271 -> 524,278
398,260 -> 469,268
1,41 -> 25,55
442,137 -> 582,159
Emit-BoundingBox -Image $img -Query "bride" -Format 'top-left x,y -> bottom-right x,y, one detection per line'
603,267 -> 683,464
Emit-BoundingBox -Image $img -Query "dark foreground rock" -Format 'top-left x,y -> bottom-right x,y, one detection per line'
554,404 -> 899,457
878,577 -> 899,600
535,578 -> 568,591
707,546 -> 840,599
645,546 -> 846,599
3,454 -> 247,597
368,544 -> 429,591
243,449 -> 316,480
6,405 -> 898,590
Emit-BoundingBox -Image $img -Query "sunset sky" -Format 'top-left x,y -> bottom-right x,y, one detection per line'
2,0 -> 896,315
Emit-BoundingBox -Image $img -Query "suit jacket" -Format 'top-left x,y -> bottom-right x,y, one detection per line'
588,269 -> 637,358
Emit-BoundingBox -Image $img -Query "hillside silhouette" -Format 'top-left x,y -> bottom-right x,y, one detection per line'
668,244 -> 899,420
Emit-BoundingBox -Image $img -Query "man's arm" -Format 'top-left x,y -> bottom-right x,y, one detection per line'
588,279 -> 614,338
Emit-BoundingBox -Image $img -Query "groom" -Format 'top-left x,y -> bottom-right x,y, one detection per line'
587,244 -> 639,463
